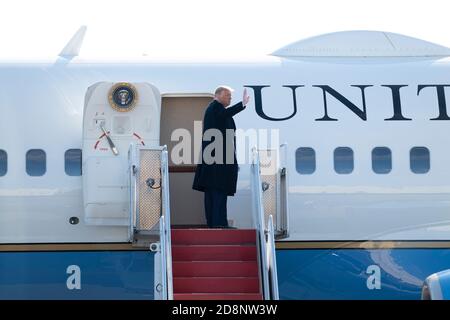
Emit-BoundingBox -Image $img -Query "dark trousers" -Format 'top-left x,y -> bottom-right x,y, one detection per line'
204,188 -> 228,228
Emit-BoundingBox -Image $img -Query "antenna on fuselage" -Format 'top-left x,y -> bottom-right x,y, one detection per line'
59,25 -> 86,58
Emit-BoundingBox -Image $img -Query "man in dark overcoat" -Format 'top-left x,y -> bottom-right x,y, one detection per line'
192,86 -> 250,228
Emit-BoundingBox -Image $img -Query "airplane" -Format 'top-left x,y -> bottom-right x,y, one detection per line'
1,26 -> 450,300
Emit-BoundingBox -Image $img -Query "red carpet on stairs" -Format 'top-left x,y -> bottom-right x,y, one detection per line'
171,228 -> 263,300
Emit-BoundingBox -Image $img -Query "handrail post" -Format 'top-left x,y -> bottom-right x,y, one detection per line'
278,143 -> 289,238
159,216 -> 167,300
251,147 -> 270,300
267,215 -> 279,300
128,143 -> 137,242
161,147 -> 173,300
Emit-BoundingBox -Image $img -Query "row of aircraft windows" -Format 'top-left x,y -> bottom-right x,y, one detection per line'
0,147 -> 431,177
0,149 -> 81,177
295,146 -> 430,174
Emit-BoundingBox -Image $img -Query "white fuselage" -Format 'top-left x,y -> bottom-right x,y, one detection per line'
1,55 -> 450,243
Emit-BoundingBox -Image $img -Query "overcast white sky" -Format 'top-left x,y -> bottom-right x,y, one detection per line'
1,0 -> 449,58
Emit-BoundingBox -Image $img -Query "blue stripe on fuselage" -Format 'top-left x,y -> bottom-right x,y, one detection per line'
2,247 -> 448,299
276,248 -> 450,300
0,251 -> 154,299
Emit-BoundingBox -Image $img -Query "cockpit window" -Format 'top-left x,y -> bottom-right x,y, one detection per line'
372,147 -> 392,174
0,150 -> 6,176
65,149 -> 82,176
410,147 -> 430,174
296,147 -> 316,174
26,149 -> 46,176
334,147 -> 354,174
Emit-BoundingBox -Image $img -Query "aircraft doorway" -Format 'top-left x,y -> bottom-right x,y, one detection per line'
160,94 -> 213,226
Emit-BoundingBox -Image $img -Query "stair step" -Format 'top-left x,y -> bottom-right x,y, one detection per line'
172,245 -> 257,261
174,293 -> 263,300
173,277 -> 260,293
171,229 -> 256,245
173,261 -> 259,277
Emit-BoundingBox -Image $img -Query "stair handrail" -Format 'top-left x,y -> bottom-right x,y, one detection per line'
159,215 -> 168,300
161,147 -> 173,300
266,214 -> 280,300
128,143 -> 137,242
251,147 -> 270,299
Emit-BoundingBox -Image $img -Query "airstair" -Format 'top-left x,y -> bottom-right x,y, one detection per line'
171,228 -> 261,300
130,144 -> 285,300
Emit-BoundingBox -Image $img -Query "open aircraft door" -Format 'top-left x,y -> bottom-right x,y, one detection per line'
82,82 -> 161,226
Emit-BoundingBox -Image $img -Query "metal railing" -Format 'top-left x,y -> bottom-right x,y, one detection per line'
266,215 -> 279,300
159,216 -> 168,299
278,143 -> 289,238
161,148 -> 173,300
128,144 -> 138,242
251,147 -> 279,300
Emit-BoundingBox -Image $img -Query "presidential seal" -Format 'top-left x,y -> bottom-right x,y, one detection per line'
108,82 -> 138,112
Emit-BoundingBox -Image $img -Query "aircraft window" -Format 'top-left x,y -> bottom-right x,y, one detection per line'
334,147 -> 353,174
410,147 -> 430,174
26,149 -> 46,176
65,149 -> 82,176
296,147 -> 315,174
0,150 -> 6,176
372,147 -> 392,174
